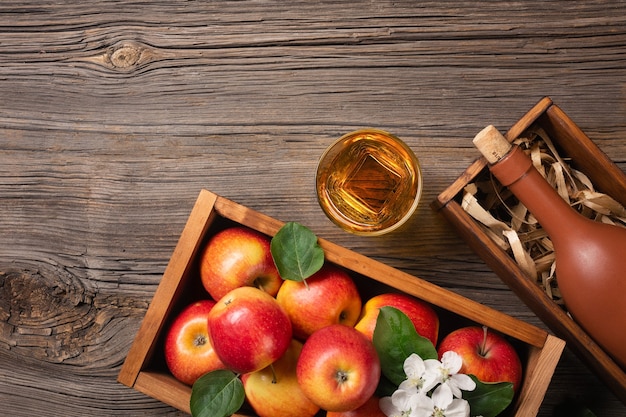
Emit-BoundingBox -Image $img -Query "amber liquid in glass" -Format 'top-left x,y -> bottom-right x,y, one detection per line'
316,130 -> 421,235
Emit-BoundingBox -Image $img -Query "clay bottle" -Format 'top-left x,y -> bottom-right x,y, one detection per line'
473,125 -> 626,369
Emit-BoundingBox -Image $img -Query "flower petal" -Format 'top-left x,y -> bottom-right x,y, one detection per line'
393,389 -> 421,410
423,358 -> 444,388
451,373 -> 476,392
443,398 -> 471,417
432,384 -> 454,409
398,379 -> 418,394
379,396 -> 399,416
403,353 -> 426,377
446,381 -> 464,399
413,393 -> 436,417
440,351 -> 463,374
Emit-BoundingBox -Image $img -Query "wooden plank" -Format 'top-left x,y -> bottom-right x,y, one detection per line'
2,1 -> 626,415
514,335 -> 566,417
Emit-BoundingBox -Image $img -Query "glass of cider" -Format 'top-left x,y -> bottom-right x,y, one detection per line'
316,128 -> 422,235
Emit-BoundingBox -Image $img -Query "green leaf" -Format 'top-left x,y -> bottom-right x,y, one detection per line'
375,374 -> 398,398
190,370 -> 245,417
270,221 -> 324,282
463,375 -> 514,417
372,306 -> 438,386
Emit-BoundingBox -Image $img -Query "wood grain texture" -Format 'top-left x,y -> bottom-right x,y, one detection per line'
1,1 -> 625,415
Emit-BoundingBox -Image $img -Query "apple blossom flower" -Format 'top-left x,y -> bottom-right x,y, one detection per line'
413,384 -> 471,417
398,353 -> 439,394
424,351 -> 476,398
380,388 -> 421,417
382,352 -> 477,417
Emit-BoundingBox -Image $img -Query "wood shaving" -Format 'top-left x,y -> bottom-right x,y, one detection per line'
462,126 -> 626,308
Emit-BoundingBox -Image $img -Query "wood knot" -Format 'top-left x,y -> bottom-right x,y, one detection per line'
80,40 -> 160,73
0,266 -> 146,368
0,267 -> 93,361
110,43 -> 142,68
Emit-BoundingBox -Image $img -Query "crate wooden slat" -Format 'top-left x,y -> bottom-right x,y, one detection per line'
119,189 -> 564,416
433,96 -> 626,405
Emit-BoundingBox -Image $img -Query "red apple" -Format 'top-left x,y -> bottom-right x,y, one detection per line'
242,340 -> 320,417
276,264 -> 362,340
164,300 -> 226,386
199,226 -> 283,301
326,395 -> 386,417
437,326 -> 523,391
355,293 -> 439,346
296,324 -> 381,412
208,286 -> 292,374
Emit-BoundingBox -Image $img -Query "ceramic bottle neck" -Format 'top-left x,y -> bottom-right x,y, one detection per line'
489,145 -> 585,242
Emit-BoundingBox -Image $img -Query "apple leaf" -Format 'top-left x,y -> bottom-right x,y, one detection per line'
190,370 -> 245,417
463,375 -> 514,417
372,306 -> 438,386
270,221 -> 324,282
375,374 -> 398,398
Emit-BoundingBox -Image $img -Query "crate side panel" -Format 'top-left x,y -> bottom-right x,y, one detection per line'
541,106 -> 626,207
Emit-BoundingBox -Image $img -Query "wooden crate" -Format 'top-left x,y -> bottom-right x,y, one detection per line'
432,96 -> 626,405
118,189 -> 564,416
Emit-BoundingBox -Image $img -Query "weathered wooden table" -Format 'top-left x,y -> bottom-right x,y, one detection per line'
1,2 -> 625,416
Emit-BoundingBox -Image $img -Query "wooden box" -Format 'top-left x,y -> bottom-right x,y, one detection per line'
118,189 -> 564,416
432,96 -> 626,405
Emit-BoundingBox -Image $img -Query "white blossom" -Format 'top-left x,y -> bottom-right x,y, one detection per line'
414,384 -> 471,417
380,389 -> 421,417
398,353 -> 439,394
424,351 -> 476,398
381,351 -> 478,417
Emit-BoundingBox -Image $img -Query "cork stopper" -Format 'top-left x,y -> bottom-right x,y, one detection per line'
473,125 -> 513,164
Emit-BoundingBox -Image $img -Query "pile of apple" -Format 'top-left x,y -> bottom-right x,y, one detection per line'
164,226 -> 522,417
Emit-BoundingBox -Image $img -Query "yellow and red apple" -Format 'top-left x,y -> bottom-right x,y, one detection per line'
355,293 -> 439,346
242,340 -> 320,417
199,226 -> 283,301
437,326 -> 522,391
296,324 -> 381,412
208,286 -> 292,374
164,299 -> 225,386
276,264 -> 362,340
